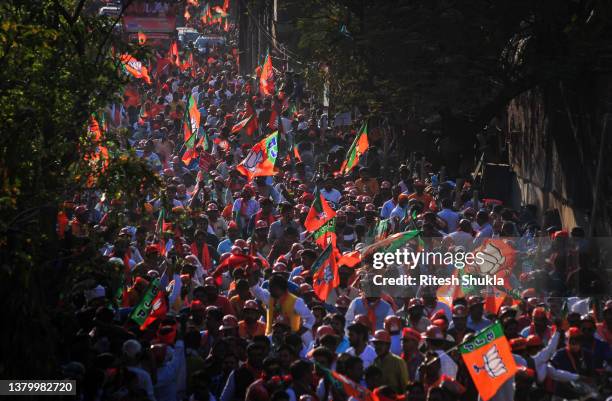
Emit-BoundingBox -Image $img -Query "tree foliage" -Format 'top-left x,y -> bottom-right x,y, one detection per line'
0,0 -> 157,377
283,0 -> 612,136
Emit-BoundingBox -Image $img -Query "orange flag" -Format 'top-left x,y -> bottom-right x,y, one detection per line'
259,53 -> 274,96
137,31 -> 147,45
337,250 -> 361,268
168,41 -> 180,66
120,54 -> 152,84
304,192 -> 336,232
460,322 -> 518,401
230,115 -> 258,136
312,244 -> 339,302
236,131 -> 279,180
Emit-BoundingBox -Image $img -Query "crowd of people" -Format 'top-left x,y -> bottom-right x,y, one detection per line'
57,5 -> 611,401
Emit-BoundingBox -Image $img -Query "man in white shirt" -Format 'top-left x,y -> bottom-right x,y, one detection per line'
473,210 -> 493,247
123,340 -> 157,401
445,219 -> 475,251
346,321 -> 377,368
422,325 -> 457,378
320,177 -> 341,205
437,198 -> 459,233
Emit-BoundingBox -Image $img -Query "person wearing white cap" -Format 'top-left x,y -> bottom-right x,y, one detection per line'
84,285 -> 106,306
123,339 -> 156,401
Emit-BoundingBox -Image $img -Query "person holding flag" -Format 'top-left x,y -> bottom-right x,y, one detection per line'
338,122 -> 369,176
345,283 -> 394,332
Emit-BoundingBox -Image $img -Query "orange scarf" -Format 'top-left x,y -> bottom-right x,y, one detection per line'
362,295 -> 379,333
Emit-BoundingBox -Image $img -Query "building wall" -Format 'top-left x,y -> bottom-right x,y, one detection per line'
503,83 -> 609,232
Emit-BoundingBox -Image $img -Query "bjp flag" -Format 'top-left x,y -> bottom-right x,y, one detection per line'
120,54 -> 152,84
259,53 -> 274,96
311,244 -> 339,302
338,122 -> 369,175
236,131 -> 279,180
304,191 -> 336,232
459,322 -> 518,401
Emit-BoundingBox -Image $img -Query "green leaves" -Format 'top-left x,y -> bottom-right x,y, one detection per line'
0,0 -> 158,377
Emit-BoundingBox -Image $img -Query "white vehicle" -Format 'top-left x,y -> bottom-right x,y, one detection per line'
99,6 -> 121,17
176,27 -> 200,45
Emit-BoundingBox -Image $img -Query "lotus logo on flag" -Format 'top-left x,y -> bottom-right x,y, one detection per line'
473,345 -> 507,378
323,265 -> 334,282
127,59 -> 142,71
190,116 -> 198,134
242,150 -> 264,172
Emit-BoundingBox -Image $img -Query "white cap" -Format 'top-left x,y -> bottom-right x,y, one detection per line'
122,339 -> 142,358
84,285 -> 105,302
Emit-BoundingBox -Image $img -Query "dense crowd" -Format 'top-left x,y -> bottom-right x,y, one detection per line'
56,10 -> 612,401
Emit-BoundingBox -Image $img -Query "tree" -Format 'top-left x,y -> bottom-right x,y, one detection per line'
282,0 -> 612,166
0,0 -> 158,377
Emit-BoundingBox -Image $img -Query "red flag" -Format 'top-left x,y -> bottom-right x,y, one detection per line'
231,115 -> 258,136
211,254 -> 254,285
259,53 -> 274,96
304,192 -> 336,232
155,57 -> 172,78
140,290 -> 168,330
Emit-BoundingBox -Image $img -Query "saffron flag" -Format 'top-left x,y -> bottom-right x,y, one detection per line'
313,217 -> 336,249
337,250 -> 361,268
129,278 -> 161,326
168,41 -> 180,66
182,136 -> 204,166
230,114 -> 257,136
311,244 -> 339,302
316,363 -> 374,401
459,322 -> 518,401
259,53 -> 275,96
467,239 -> 517,278
183,93 -> 200,142
236,131 -> 279,179
137,31 -> 147,45
293,145 -> 301,162
120,54 -> 152,84
305,192 -> 336,232
339,122 -> 369,175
